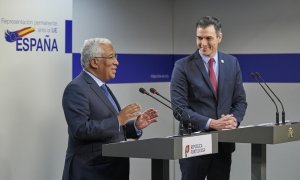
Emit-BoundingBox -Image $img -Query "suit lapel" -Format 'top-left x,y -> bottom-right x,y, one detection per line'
81,71 -> 118,114
193,51 -> 218,99
217,52 -> 225,103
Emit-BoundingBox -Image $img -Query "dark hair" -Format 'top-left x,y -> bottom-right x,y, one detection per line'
196,16 -> 222,35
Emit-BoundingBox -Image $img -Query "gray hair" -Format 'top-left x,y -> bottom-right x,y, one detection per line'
80,38 -> 112,69
196,16 -> 222,36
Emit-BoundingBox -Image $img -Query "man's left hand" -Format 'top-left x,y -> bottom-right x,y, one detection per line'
135,108 -> 158,130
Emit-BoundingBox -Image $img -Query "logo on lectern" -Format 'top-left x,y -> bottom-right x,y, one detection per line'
185,145 -> 190,157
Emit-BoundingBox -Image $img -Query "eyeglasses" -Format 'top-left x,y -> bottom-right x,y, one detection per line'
93,54 -> 118,60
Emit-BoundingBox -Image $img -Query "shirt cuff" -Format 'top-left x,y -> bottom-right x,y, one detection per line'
134,120 -> 142,136
205,118 -> 212,130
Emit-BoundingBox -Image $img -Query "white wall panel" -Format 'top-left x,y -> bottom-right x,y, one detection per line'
0,0 -> 72,180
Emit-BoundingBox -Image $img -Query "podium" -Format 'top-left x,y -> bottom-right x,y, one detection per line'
102,133 -> 218,180
218,122 -> 300,180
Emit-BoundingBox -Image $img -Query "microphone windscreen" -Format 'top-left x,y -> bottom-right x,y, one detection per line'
149,88 -> 157,94
139,88 -> 147,94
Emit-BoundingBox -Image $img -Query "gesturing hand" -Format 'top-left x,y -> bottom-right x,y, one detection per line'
135,108 -> 158,130
117,103 -> 141,126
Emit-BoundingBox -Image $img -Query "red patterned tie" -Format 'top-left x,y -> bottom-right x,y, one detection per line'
209,58 -> 217,93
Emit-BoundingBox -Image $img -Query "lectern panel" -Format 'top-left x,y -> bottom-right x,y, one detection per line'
102,133 -> 218,160
218,122 -> 300,144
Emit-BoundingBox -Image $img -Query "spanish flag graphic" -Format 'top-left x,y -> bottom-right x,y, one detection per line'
5,26 -> 35,42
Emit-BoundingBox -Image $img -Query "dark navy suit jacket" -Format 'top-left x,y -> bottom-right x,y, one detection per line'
171,50 -> 247,154
62,71 -> 141,180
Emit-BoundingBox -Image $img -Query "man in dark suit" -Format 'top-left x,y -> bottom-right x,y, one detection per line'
62,38 -> 158,180
170,16 -> 247,180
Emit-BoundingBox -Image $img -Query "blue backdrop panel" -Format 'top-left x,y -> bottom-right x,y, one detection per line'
72,53 -> 174,83
72,53 -> 300,83
65,20 -> 72,54
234,54 -> 300,83
66,20 -> 300,83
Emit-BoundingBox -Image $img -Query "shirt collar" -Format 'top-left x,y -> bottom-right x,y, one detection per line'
199,50 -> 218,64
83,69 -> 105,87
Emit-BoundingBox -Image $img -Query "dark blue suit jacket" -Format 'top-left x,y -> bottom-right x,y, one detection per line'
62,71 -> 141,180
171,50 -> 247,153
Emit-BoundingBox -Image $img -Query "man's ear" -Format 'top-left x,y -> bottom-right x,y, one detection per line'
89,58 -> 98,69
218,33 -> 223,43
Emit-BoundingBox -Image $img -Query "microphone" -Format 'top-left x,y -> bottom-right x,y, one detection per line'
139,88 -> 184,126
251,72 -> 279,125
149,88 -> 192,135
255,72 -> 285,124
138,88 -> 173,111
139,87 -> 188,136
149,88 -> 172,104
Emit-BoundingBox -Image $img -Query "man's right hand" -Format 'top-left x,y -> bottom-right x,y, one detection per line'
117,103 -> 141,125
209,114 -> 237,131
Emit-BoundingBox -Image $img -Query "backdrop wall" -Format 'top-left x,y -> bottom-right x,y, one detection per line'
1,0 -> 300,180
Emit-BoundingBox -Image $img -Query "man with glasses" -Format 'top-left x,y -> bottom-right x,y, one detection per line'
62,38 -> 158,180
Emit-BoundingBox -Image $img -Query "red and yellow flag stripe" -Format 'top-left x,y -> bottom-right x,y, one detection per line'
16,27 -> 35,37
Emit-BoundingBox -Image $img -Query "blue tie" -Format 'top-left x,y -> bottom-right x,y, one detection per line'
101,84 -> 119,112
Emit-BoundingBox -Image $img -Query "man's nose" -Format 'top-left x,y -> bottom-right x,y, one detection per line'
200,39 -> 208,45
114,58 -> 119,65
